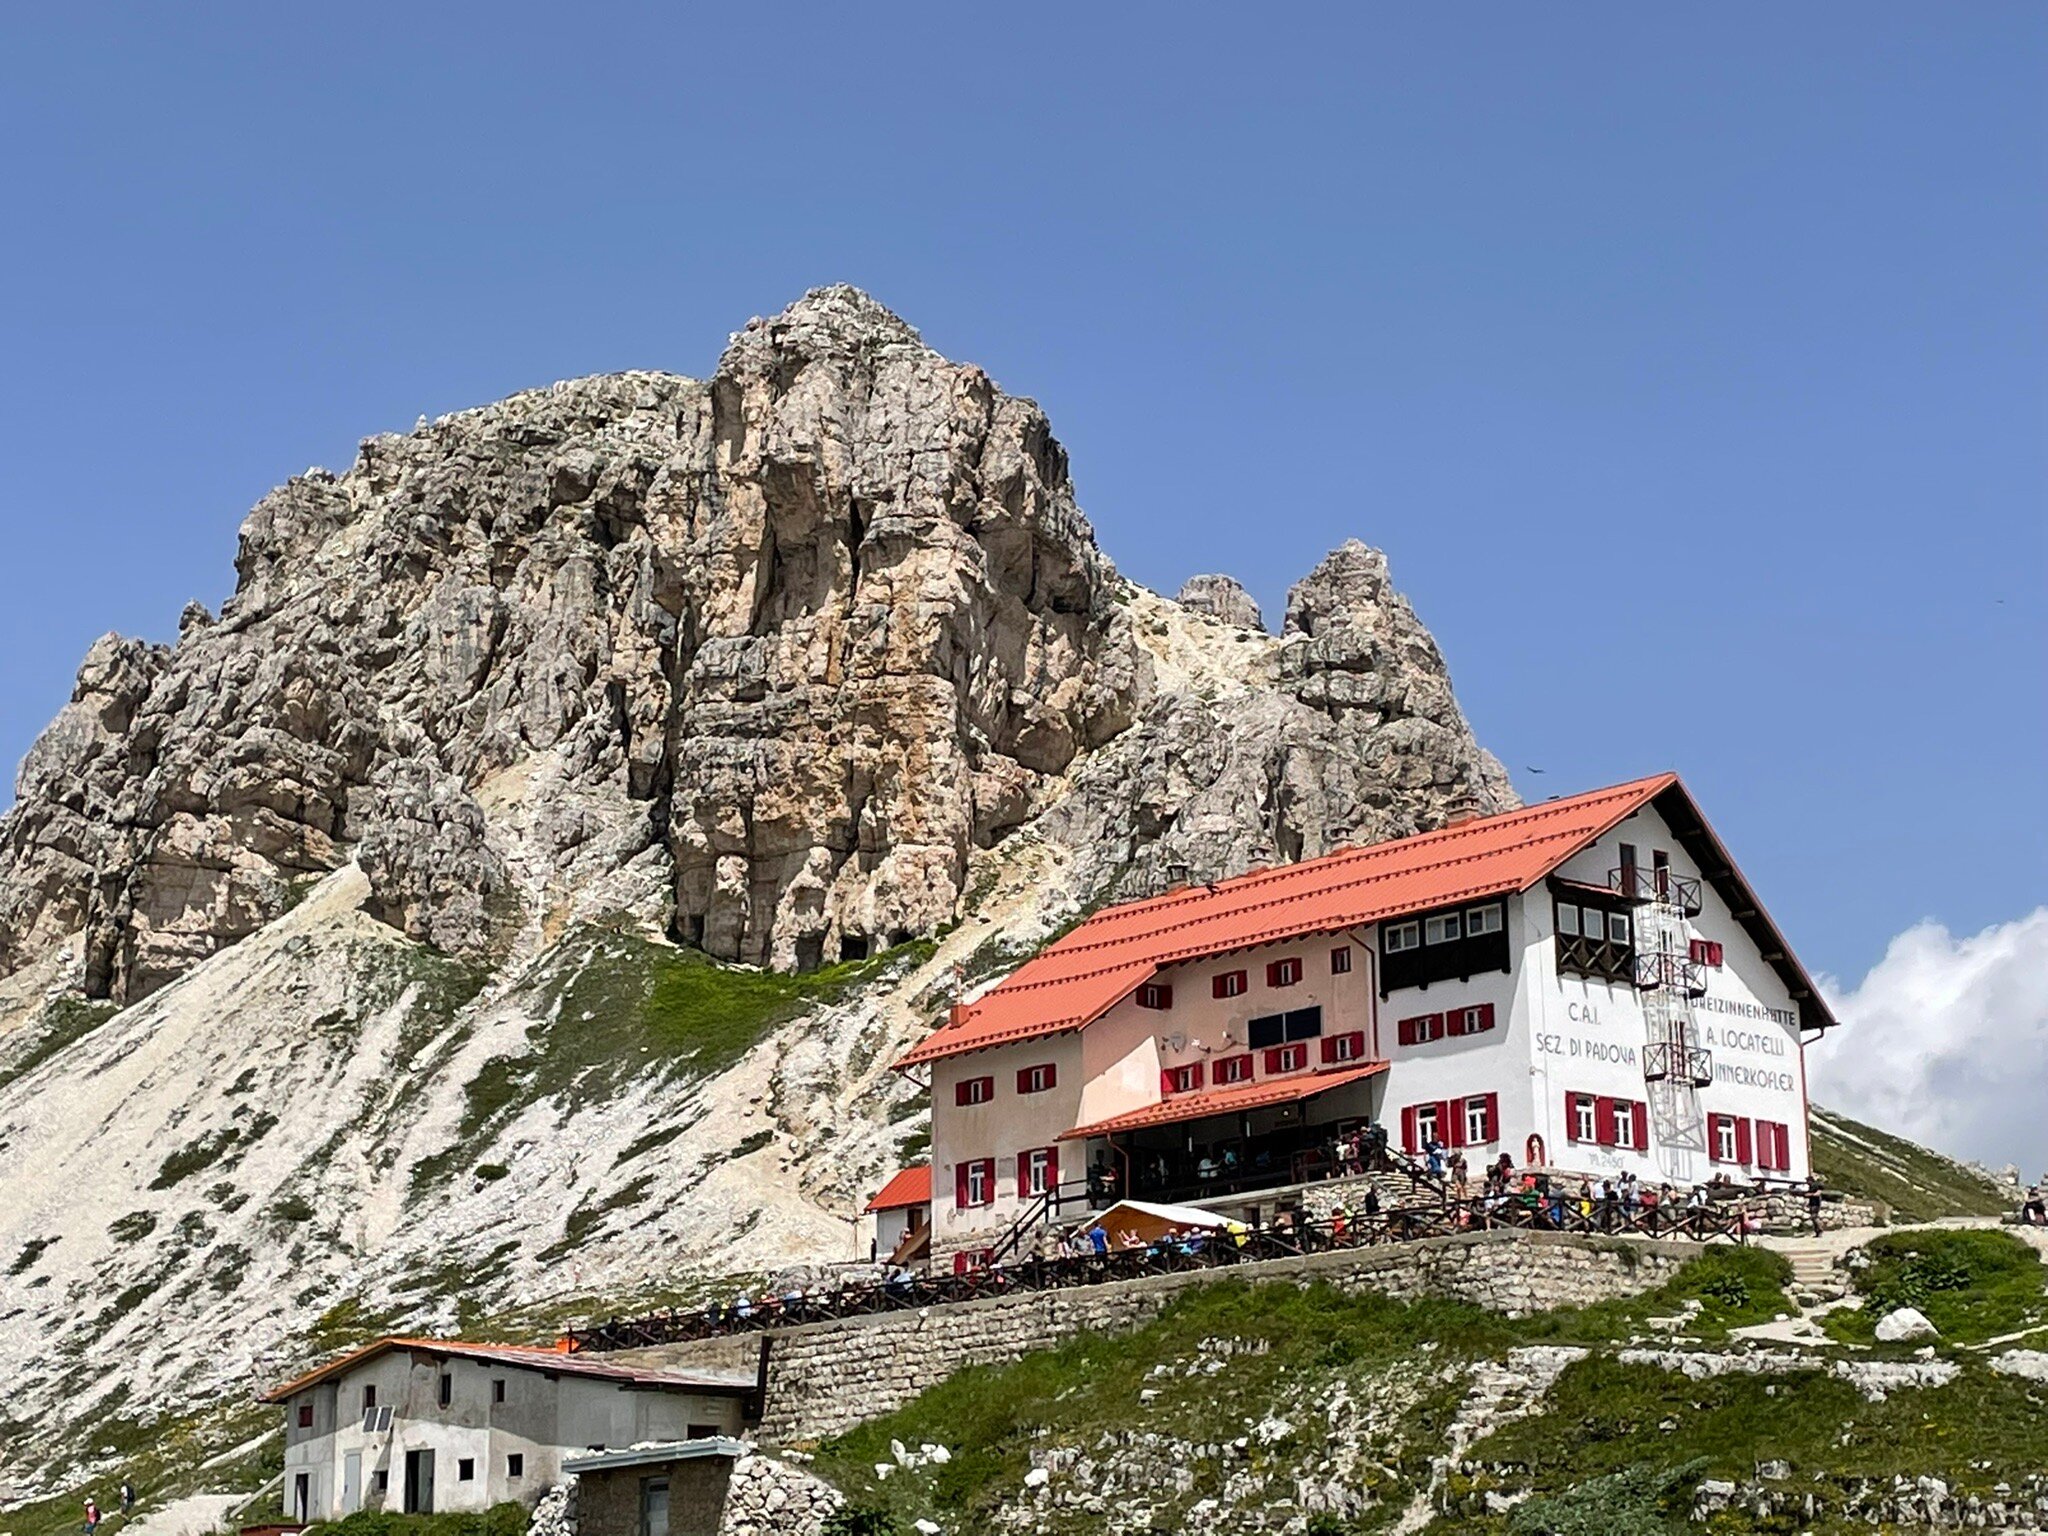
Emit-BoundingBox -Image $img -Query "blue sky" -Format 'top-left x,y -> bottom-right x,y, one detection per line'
1,3 -> 2042,996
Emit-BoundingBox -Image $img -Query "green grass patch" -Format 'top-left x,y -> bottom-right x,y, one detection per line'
148,1112 -> 276,1190
0,994 -> 121,1091
1824,1228 -> 2046,1346
320,1503 -> 531,1536
1810,1105 -> 2011,1222
1479,1354 -> 2048,1496
812,1277 -> 1508,1529
409,930 -> 924,1191
1532,1243 -> 1795,1344
8,1235 -> 57,1275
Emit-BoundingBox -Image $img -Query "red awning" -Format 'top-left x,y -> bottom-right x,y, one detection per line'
1058,1061 -> 1387,1141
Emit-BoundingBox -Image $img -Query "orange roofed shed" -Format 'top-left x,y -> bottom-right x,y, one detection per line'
862,1164 -> 932,1214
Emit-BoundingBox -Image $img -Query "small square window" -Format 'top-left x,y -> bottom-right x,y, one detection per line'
1216,1054 -> 1253,1085
297,1404 -> 314,1429
362,1385 -> 376,1410
507,1454 -> 524,1479
1137,983 -> 1173,1010
1425,913 -> 1462,944
1213,970 -> 1248,999
1330,946 -> 1352,974
1557,903 -> 1580,937
1613,1106 -> 1636,1149
457,1458 -> 475,1482
374,1472 -> 389,1494
492,1378 -> 506,1404
1384,921 -> 1419,953
1606,912 -> 1630,945
1465,1099 -> 1491,1144
1573,1095 -> 1597,1142
1465,904 -> 1503,936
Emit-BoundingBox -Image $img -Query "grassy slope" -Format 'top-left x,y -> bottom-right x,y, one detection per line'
809,1247 -> 1801,1534
410,929 -> 930,1189
1822,1227 -> 2047,1346
1809,1104 -> 2011,1222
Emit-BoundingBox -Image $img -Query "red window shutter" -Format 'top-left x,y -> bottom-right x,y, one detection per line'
1776,1122 -> 1792,1170
1396,1018 -> 1413,1046
1016,1068 -> 1031,1094
1595,1096 -> 1617,1146
1263,1047 -> 1283,1074
1348,1030 -> 1366,1059
1631,1102 -> 1649,1152
954,1162 -> 971,1209
1482,1092 -> 1499,1142
1735,1117 -> 1753,1164
1015,1152 -> 1030,1199
1043,1064 -> 1056,1090
1159,986 -> 1172,1008
1400,1105 -> 1419,1155
1565,1092 -> 1581,1142
1160,1068 -> 1177,1096
1045,1145 -> 1059,1192
1189,1063 -> 1206,1091
1478,1003 -> 1496,1032
954,1080 -> 970,1107
1446,1009 -> 1466,1037
1319,1036 -> 1337,1064
1444,1098 -> 1465,1148
1428,1013 -> 1445,1041
1213,974 -> 1228,999
1706,1113 -> 1724,1161
1266,960 -> 1282,987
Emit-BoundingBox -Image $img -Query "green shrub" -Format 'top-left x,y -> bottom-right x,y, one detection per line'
321,1503 -> 528,1536
1508,1459 -> 1704,1536
822,1508 -> 903,1536
1831,1229 -> 2046,1344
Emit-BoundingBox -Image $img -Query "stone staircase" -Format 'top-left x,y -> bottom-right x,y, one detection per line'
1777,1238 -> 1844,1303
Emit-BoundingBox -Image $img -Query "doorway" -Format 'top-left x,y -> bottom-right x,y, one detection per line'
639,1476 -> 669,1536
292,1473 -> 311,1524
342,1453 -> 362,1514
403,1449 -> 436,1514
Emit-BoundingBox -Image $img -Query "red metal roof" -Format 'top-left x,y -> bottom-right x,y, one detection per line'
863,1164 -> 932,1213
1059,1061 -> 1390,1141
900,775 -> 1677,1068
258,1335 -> 754,1402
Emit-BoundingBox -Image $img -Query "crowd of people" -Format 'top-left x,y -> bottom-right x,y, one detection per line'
577,1131 -> 1858,1349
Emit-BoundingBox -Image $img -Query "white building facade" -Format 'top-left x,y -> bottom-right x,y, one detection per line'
266,1339 -> 753,1522
895,775 -> 1832,1259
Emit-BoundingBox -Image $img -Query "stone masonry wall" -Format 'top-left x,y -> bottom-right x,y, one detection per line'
618,1231 -> 1687,1444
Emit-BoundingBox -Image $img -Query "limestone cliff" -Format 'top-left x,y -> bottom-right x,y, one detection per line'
0,286 -> 1506,1004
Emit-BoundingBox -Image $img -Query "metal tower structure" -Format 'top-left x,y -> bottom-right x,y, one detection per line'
1614,861 -> 1713,1177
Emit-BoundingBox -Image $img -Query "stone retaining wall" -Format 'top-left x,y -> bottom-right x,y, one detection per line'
619,1231 -> 1688,1444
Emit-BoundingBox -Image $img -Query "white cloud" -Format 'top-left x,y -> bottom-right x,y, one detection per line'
1809,908 -> 2048,1176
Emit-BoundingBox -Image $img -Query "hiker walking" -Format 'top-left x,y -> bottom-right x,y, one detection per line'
84,1499 -> 102,1536
1807,1179 -> 1826,1238
121,1482 -> 136,1517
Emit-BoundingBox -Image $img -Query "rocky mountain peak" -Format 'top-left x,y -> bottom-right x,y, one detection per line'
0,291 -> 1507,1005
1175,574 -> 1265,631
